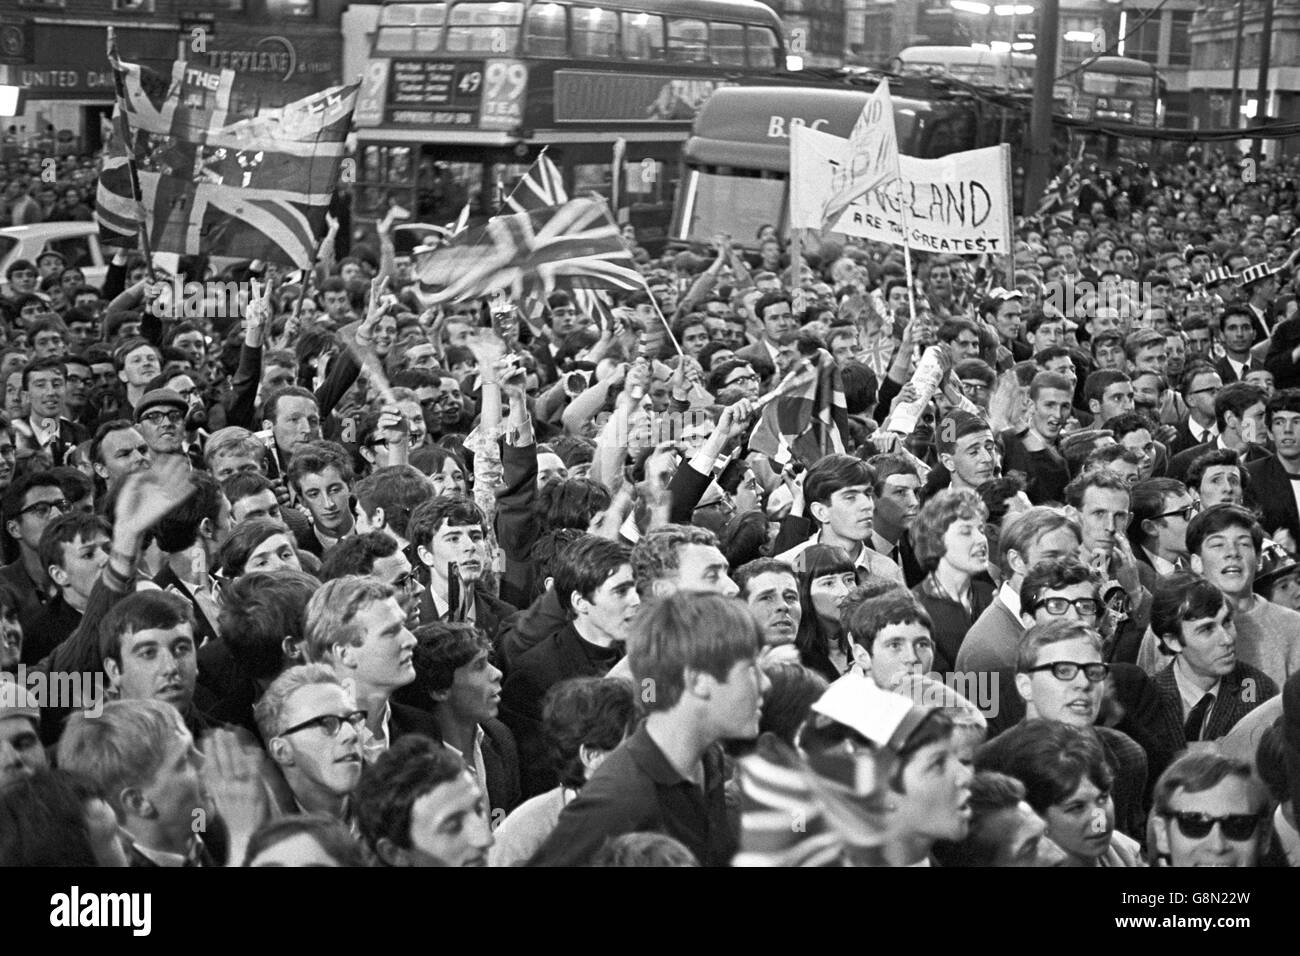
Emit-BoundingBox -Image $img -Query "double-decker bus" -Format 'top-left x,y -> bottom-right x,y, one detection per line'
895,46 -> 1077,114
670,77 -> 1056,248
1074,55 -> 1164,126
352,0 -> 786,250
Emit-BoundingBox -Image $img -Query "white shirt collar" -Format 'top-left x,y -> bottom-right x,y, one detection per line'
998,581 -> 1023,621
1142,547 -> 1178,576
1173,660 -> 1220,719
429,582 -> 477,623
132,837 -> 202,868
1189,418 -> 1217,443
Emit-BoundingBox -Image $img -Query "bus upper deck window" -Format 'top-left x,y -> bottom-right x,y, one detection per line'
524,2 -> 567,57
622,12 -> 665,61
573,5 -> 620,59
376,2 -> 445,52
446,1 -> 523,54
667,18 -> 709,64
711,22 -> 746,67
746,26 -> 777,69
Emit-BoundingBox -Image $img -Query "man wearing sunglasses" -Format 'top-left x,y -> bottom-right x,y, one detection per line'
254,664 -> 365,823
1128,477 -> 1195,595
1014,618 -> 1151,843
1150,750 -> 1270,867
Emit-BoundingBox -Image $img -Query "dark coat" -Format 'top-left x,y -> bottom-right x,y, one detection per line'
1153,661 -> 1278,745
1247,454 -> 1300,546
499,622 -> 622,799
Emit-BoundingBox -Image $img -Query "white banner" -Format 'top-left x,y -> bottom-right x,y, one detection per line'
790,126 -> 1013,255
824,79 -> 899,229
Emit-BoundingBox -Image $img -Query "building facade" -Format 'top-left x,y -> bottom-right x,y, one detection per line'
1187,0 -> 1300,158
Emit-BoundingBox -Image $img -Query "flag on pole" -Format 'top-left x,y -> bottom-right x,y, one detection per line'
95,39 -> 358,266
747,350 -> 849,469
822,80 -> 900,229
1031,144 -> 1086,228
505,150 -> 567,214
413,196 -> 643,304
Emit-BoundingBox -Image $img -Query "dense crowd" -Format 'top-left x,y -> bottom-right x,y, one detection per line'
2,144 -> 1300,868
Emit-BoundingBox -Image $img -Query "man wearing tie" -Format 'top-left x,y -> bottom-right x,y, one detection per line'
1149,572 -> 1276,746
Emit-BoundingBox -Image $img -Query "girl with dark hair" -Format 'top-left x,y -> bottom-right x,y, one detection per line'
793,544 -> 858,682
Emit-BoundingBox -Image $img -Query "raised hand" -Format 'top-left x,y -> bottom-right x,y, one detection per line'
114,455 -> 197,538
200,728 -> 272,862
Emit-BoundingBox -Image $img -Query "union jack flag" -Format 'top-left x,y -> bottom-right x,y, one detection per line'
747,350 -> 849,470
413,197 -> 643,304
95,38 -> 358,267
1029,143 -> 1086,230
505,150 -> 567,215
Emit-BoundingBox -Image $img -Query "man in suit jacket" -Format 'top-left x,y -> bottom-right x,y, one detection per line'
1165,380 -> 1269,483
733,289 -> 796,385
500,536 -> 636,798
1247,389 -> 1300,547
1166,365 -> 1221,458
1149,574 -> 1277,746
1215,305 -> 1265,384
408,496 -> 517,654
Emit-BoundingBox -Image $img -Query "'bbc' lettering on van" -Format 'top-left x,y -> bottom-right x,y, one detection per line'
766,116 -> 831,139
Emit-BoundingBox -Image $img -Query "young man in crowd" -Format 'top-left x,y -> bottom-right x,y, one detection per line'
26,511 -> 110,663
408,496 -> 516,642
302,575 -> 430,759
734,557 -> 802,652
1247,388 -> 1300,549
1150,750 -> 1271,867
1001,372 -> 1072,505
529,593 -> 767,866
845,590 -> 936,690
409,621 -> 520,817
354,734 -> 494,867
1128,478 -> 1195,593
775,455 -> 903,582
1137,505 -> 1300,690
1147,572 -> 1278,746
287,440 -> 355,556
936,410 -> 999,495
254,664 -> 365,822
632,523 -> 740,598
502,535 -> 637,798
956,508 -> 1083,676
1167,381 -> 1267,482
0,472 -> 68,635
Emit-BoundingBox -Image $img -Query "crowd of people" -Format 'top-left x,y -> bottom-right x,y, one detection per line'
2,143 -> 1300,868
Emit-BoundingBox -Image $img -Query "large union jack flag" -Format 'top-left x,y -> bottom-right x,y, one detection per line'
95,39 -> 358,267
747,350 -> 849,469
414,197 -> 643,304
504,151 -> 567,215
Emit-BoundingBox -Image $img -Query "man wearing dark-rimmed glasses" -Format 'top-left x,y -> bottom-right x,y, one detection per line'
254,664 -> 365,823
0,473 -> 68,633
1014,619 -> 1152,843
1150,750 -> 1270,867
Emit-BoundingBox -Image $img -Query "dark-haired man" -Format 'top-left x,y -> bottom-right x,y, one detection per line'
1001,371 -> 1072,505
1147,572 -> 1277,745
410,621 -> 520,816
1167,381 -> 1268,482
408,496 -> 516,643
775,454 -> 903,582
501,535 -> 638,798
1247,388 -> 1300,550
529,593 -> 767,866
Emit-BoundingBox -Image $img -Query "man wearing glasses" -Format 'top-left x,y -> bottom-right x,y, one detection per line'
1128,478 -> 1195,595
133,389 -> 188,459
0,473 -> 68,633
1013,618 -> 1150,843
1150,751 -> 1270,867
254,664 -> 365,823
